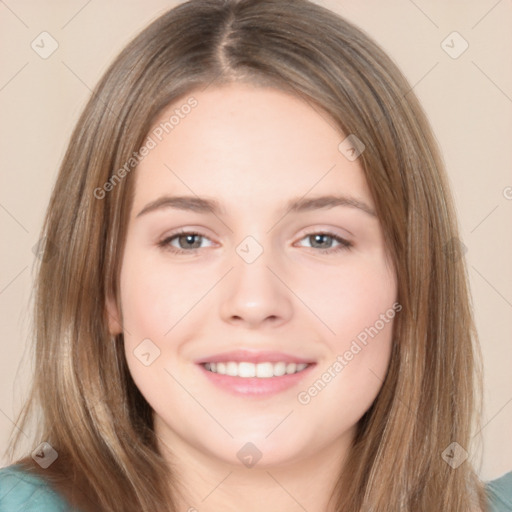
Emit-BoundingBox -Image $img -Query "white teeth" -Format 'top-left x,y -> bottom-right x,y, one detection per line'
225,361 -> 238,376
204,361 -> 310,378
286,363 -> 296,374
273,362 -> 287,376
239,361 -> 256,377
256,362 -> 274,378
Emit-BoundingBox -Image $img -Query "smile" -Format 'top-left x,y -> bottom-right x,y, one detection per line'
197,361 -> 316,397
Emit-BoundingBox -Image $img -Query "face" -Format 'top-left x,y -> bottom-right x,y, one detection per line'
108,82 -> 397,469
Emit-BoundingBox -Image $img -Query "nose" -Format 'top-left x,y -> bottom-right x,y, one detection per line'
219,244 -> 294,329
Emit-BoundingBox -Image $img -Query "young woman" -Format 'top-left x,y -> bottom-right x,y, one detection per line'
1,0 -> 511,510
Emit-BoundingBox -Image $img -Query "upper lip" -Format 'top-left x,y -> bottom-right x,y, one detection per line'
194,349 -> 316,365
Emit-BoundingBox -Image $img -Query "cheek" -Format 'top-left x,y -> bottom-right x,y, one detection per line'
295,255 -> 397,417
119,253 -> 202,341
297,252 -> 397,346
118,256 -> 197,417
118,250 -> 215,397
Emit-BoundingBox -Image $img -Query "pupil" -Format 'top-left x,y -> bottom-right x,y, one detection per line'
313,234 -> 330,248
182,234 -> 200,248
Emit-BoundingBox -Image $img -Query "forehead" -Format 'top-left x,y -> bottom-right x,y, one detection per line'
131,83 -> 374,217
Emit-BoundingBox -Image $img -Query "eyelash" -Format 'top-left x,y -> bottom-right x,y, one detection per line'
157,229 -> 353,255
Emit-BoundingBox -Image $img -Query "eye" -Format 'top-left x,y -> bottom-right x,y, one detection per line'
158,230 -> 352,255
157,230 -> 213,254
296,231 -> 353,254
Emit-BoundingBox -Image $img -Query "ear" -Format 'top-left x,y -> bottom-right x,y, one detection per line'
106,293 -> 123,336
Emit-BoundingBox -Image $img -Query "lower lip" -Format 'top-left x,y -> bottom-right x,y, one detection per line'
197,363 -> 316,397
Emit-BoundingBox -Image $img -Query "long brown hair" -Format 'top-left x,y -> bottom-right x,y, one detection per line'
7,0 -> 488,510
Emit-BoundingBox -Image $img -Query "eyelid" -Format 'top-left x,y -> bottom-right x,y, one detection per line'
157,228 -> 215,250
157,226 -> 353,255
294,224 -> 353,241
293,230 -> 353,252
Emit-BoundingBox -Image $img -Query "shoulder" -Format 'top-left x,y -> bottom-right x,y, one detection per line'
485,471 -> 512,511
0,465 -> 76,512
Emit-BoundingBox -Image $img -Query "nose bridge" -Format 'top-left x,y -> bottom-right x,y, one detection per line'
219,233 -> 293,327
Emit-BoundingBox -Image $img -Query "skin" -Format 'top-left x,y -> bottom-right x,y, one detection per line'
107,82 -> 397,512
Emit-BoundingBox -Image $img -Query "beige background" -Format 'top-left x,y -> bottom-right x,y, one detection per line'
0,0 -> 510,481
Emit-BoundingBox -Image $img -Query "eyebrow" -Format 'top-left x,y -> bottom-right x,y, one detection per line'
136,194 -> 377,219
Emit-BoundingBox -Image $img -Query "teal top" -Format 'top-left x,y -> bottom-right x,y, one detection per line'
0,466 -> 81,511
1,464 -> 511,510
487,471 -> 512,512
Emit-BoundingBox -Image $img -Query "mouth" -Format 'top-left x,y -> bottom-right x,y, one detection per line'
195,350 -> 317,397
